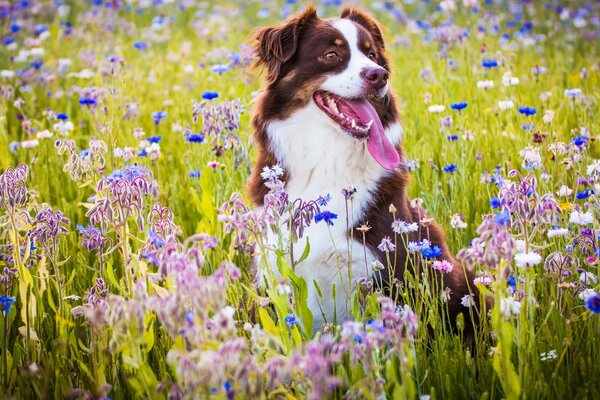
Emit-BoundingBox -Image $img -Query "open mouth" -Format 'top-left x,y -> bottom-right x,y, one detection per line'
313,91 -> 373,139
312,90 -> 401,171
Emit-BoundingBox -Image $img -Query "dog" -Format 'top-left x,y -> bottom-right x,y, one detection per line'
248,6 -> 481,338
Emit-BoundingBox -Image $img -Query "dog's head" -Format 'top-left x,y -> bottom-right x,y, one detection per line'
252,6 -> 400,170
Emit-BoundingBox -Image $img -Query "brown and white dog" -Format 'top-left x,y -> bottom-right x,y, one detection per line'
248,6 -> 480,336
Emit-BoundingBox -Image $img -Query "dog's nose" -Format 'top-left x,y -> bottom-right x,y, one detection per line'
361,66 -> 389,90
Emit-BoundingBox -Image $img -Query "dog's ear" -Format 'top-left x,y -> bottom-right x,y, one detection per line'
252,6 -> 318,83
340,7 -> 385,51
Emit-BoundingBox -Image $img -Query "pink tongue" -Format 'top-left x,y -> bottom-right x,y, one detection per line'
345,98 -> 400,170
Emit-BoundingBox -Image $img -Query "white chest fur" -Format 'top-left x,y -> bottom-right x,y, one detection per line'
256,102 -> 403,330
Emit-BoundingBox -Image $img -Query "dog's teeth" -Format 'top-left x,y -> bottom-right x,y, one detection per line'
365,119 -> 374,129
351,119 -> 356,128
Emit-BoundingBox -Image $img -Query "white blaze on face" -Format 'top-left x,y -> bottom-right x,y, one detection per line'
320,19 -> 389,99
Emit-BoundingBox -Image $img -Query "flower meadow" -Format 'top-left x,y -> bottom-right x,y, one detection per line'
0,0 -> 599,398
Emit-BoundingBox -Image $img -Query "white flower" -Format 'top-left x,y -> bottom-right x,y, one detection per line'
0,70 -> 15,79
20,139 -> 39,149
569,210 -> 595,225
477,80 -> 494,89
450,214 -> 467,229
500,297 -> 521,317
578,288 -> 598,301
146,142 -> 161,161
540,91 -> 552,102
515,251 -> 542,268
586,160 -> 600,177
53,120 -> 74,136
36,129 -> 52,139
502,72 -> 520,86
183,65 -> 195,73
30,47 -> 45,57
498,100 -> 514,110
392,220 -> 419,234
515,239 -> 526,253
564,88 -> 582,98
473,275 -> 492,286
556,185 -> 573,197
579,270 -> 597,286
543,110 -> 555,124
519,146 -> 542,170
461,294 -> 475,308
547,227 -> 569,238
540,350 -> 557,361
260,164 -> 284,180
427,104 -> 445,113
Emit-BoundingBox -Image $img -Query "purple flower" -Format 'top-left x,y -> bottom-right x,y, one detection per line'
378,236 -> 396,253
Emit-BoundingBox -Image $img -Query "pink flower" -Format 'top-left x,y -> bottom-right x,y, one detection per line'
432,259 -> 454,273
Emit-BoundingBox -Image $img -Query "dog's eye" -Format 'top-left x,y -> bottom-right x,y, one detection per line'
322,51 -> 338,61
368,52 -> 377,60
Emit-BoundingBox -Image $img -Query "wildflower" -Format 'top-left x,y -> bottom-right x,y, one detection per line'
569,210 -> 594,226
357,224 -> 371,233
369,259 -> 384,271
391,220 -> 418,234
443,164 -> 457,173
518,106 -> 537,116
519,146 -> 542,170
207,161 -> 219,169
0,295 -> 16,314
477,80 -> 494,89
450,102 -> 467,111
377,236 -> 396,253
547,227 -> 569,238
447,135 -> 459,141
579,269 -> 597,286
315,211 -> 338,226
133,41 -> 149,50
500,297 -> 521,317
432,259 -> 454,273
210,64 -> 229,74
341,186 -> 357,199
482,59 -> 498,68
428,104 -> 445,113
515,251 -> 542,268
151,111 -> 167,125
564,88 -> 582,98
20,139 -> 39,149
498,100 -> 514,110
576,189 -> 594,200
317,194 -> 331,206
186,134 -> 204,143
540,350 -> 558,361
450,214 -> 467,229
543,110 -> 555,124
584,294 -> 600,314
460,294 -> 475,308
502,72 -> 520,86
586,160 -> 600,177
201,91 -> 219,100
556,185 -> 573,197
284,313 -> 301,328
490,197 -> 501,208
473,275 -> 492,286
37,130 -> 52,139
422,245 -> 442,258
494,208 -> 511,226
260,165 -> 284,180
440,115 -> 453,128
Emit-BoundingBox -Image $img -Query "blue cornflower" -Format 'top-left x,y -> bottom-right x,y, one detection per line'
443,164 -> 457,173
317,193 -> 331,206
518,106 -> 537,116
147,135 -> 162,144
186,134 -> 204,143
507,274 -> 517,288
210,64 -> 229,74
571,136 -> 588,147
422,245 -> 442,258
494,208 -> 511,226
482,59 -> 498,68
10,23 -> 20,33
133,41 -> 149,50
284,313 -> 301,328
3,37 -> 15,45
30,60 -> 43,70
585,294 -> 600,314
315,211 -> 338,226
490,196 -> 501,208
201,91 -> 219,100
450,102 -> 467,111
138,149 -> 148,157
56,113 -> 69,120
0,295 -> 16,314
34,24 -> 48,36
79,97 -> 97,106
576,189 -> 594,200
151,111 -> 167,125
189,170 -> 201,178
447,135 -> 458,141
